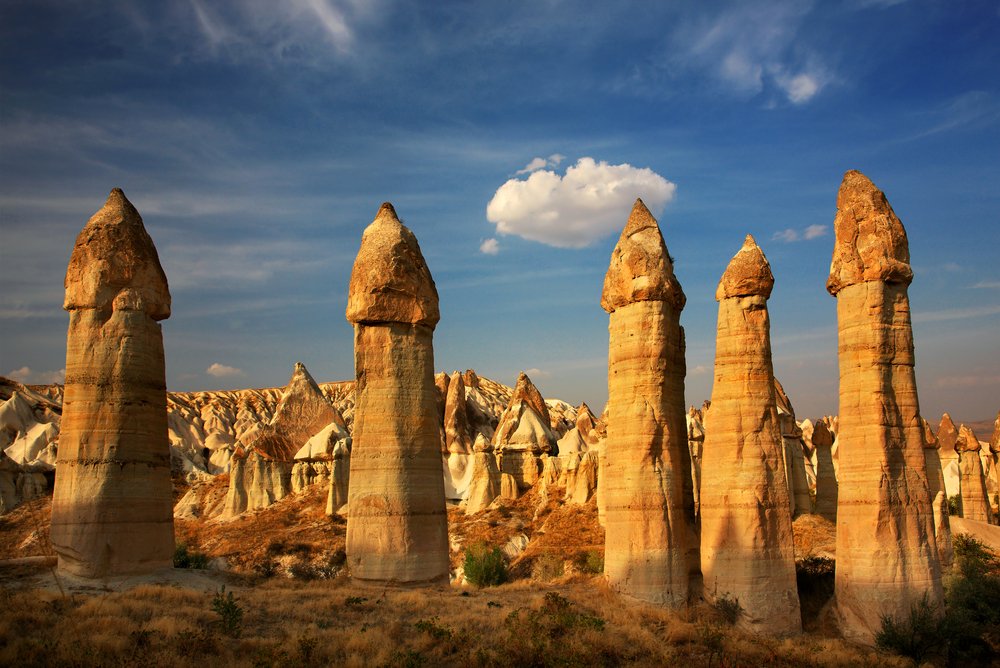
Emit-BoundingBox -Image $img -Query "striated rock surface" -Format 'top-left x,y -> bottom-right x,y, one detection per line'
812,420 -> 838,522
492,372 -> 558,492
686,407 -> 705,517
345,202 -> 449,584
50,189 -> 175,577
442,371 -> 475,500
774,379 -> 812,517
601,199 -> 692,606
827,171 -> 943,642
922,420 -> 953,566
956,424 -> 992,523
936,413 -> 961,496
464,435 -> 501,514
700,235 -> 800,635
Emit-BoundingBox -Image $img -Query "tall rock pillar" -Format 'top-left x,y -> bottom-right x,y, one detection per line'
344,202 -> 449,584
827,171 -> 943,642
921,420 -> 953,566
50,188 -> 174,577
956,424 -> 992,523
601,199 -> 691,606
700,236 -> 800,635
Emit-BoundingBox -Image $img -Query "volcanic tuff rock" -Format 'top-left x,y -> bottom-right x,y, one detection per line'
937,413 -> 961,496
686,407 -> 705,516
812,420 -> 838,522
442,371 -> 477,500
601,199 -> 693,606
956,424 -> 992,523
345,202 -> 449,584
774,379 -> 813,517
464,434 -> 501,514
922,419 -> 953,566
492,372 -> 558,492
700,235 -> 800,635
827,171 -> 943,642
50,189 -> 175,577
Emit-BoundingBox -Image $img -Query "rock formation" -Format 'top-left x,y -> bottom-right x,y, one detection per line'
989,411 -> 1000,518
937,413 -> 961,496
827,170 -> 943,642
812,420 -> 838,522
774,379 -> 812,516
956,424 -> 992,523
344,202 -> 449,584
223,362 -> 342,516
686,407 -> 705,517
442,371 -> 475,499
921,420 -> 953,566
50,188 -> 175,577
464,434 -> 501,514
699,235 -> 800,635
492,372 -> 557,492
601,198 -> 692,606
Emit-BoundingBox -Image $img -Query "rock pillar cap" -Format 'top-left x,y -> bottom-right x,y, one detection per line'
64,188 -> 171,319
346,202 -> 440,328
827,170 -> 913,296
602,198 -> 685,313
716,234 -> 774,300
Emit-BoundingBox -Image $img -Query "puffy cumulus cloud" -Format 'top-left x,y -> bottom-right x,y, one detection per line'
772,224 -> 827,242
486,157 -> 676,249
515,153 -> 566,175
5,366 -> 65,384
523,368 -> 551,378
206,362 -> 244,378
774,71 -> 820,104
479,238 -> 500,255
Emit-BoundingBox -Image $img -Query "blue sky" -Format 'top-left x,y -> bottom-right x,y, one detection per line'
1,0 -> 998,425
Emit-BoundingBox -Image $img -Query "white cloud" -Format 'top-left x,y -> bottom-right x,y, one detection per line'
913,304 -> 1000,324
524,368 -> 551,378
803,224 -> 827,239
515,154 -> 566,175
774,72 -> 820,104
5,366 -> 65,384
206,362 -> 244,378
970,280 -> 1000,289
690,364 -> 710,376
773,224 -> 827,243
479,238 -> 500,255
486,157 -> 676,248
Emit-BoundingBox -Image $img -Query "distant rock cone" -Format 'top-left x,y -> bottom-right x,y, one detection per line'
600,198 -> 693,607
774,378 -> 813,517
50,188 -> 174,577
937,413 -> 961,495
223,362 -> 343,516
956,424 -> 992,523
492,372 -> 557,492
700,235 -> 800,635
921,419 -> 953,566
812,420 -> 838,522
442,371 -> 475,500
344,202 -> 449,585
686,407 -> 705,516
464,435 -> 501,514
827,171 -> 943,642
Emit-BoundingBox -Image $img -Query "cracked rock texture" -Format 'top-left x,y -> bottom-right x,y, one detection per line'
827,171 -> 942,643
600,199 -> 693,607
345,203 -> 449,585
700,236 -> 800,635
50,189 -> 175,578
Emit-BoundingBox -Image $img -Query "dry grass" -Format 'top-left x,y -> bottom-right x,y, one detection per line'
0,577 -> 909,667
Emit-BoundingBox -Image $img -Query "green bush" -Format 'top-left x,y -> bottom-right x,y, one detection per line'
573,549 -> 604,574
463,544 -> 508,588
211,586 -> 244,638
944,534 -> 1000,664
948,494 -> 961,516
173,543 -> 210,569
874,593 -> 944,663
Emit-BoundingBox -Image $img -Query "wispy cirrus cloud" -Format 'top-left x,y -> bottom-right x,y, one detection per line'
773,224 -> 827,242
5,366 -> 65,384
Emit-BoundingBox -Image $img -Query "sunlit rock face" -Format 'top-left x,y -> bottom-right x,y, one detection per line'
464,434 -> 501,515
936,413 -> 961,496
921,420 -> 953,567
492,371 -> 557,492
812,420 -> 838,522
827,171 -> 943,643
700,236 -> 800,635
990,411 -> 1000,518
600,199 -> 692,607
50,189 -> 175,578
344,202 -> 449,585
774,379 -> 812,517
956,424 -> 992,523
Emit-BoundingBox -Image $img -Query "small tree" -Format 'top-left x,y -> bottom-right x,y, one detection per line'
463,544 -> 508,587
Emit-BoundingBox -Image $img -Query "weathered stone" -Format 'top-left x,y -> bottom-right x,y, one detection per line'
956,424 -> 992,523
464,435 -> 500,514
492,372 -> 556,491
686,407 -> 705,517
827,171 -> 943,642
50,189 -> 174,578
936,413 -> 961,494
812,420 -> 838,522
442,371 -> 474,500
601,199 -> 691,606
345,202 -> 448,585
774,379 -> 812,517
700,235 -> 800,635
921,419 -> 953,566
325,438 -> 351,515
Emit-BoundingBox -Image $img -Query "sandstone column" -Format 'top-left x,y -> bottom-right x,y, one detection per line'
813,420 -> 838,522
344,202 -> 449,584
601,198 -> 691,606
921,420 -> 953,566
827,170 -> 943,642
50,188 -> 174,577
956,424 -> 992,523
700,235 -> 800,635
989,411 -> 1000,518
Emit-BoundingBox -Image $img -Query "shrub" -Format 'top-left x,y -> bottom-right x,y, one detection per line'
948,494 -> 961,516
944,533 -> 1000,664
874,592 -> 944,663
463,544 -> 508,588
573,550 -> 604,574
211,586 -> 244,638
173,543 -> 210,569
713,593 -> 742,625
